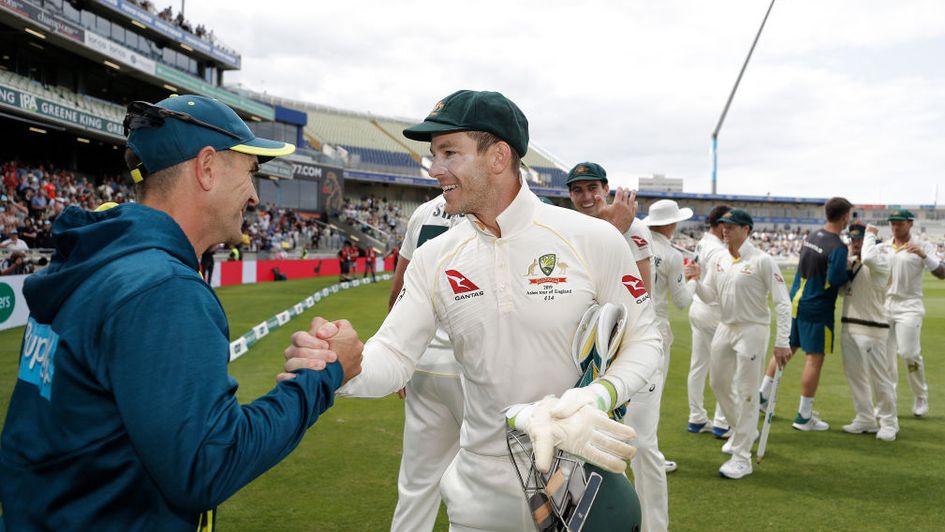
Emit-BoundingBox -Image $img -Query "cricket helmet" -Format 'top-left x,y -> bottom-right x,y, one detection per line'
506,428 -> 641,532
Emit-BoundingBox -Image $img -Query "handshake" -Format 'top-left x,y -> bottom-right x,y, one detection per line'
277,317 -> 365,385
509,387 -> 638,475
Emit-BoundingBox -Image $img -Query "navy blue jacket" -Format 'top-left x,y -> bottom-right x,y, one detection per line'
790,229 -> 849,323
1,204 -> 342,531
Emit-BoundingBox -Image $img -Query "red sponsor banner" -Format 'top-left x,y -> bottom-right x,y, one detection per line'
219,261 -> 243,286
528,277 -> 568,284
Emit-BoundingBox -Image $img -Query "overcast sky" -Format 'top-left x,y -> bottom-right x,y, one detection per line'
177,0 -> 944,205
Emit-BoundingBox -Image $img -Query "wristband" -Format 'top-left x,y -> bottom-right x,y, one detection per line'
587,380 -> 617,412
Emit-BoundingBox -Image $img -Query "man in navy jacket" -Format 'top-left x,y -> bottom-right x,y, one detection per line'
1,95 -> 361,530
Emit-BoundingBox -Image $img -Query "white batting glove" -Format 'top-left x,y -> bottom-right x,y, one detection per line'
551,382 -> 616,418
507,396 -> 637,474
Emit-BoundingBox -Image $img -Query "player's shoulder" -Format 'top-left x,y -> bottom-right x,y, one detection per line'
410,218 -> 476,264
535,202 -> 617,235
409,195 -> 451,225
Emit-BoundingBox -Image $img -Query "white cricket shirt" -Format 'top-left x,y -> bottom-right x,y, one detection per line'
399,195 -> 462,374
841,233 -> 890,338
649,231 -> 695,323
339,182 -> 663,456
694,239 -> 792,348
691,232 -> 726,308
625,219 -> 653,263
878,236 -> 939,316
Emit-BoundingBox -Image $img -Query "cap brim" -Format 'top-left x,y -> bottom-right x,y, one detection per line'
230,136 -> 296,162
403,120 -> 466,142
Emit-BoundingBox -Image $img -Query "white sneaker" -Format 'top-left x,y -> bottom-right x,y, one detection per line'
719,457 -> 753,479
792,413 -> 829,431
842,420 -> 878,434
876,427 -> 897,442
722,438 -> 734,455
664,460 -> 678,473
913,397 -> 929,417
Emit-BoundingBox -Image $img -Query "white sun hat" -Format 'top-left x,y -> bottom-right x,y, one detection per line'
641,199 -> 694,226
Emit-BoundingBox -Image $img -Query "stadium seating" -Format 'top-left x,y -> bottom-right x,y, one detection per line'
0,70 -> 125,124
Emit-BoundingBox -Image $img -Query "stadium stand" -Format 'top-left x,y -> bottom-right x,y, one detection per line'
0,70 -> 125,123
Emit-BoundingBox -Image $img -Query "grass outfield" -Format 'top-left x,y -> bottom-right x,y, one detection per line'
1,272 -> 944,530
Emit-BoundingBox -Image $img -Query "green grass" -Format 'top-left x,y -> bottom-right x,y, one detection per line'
2,273 -> 944,531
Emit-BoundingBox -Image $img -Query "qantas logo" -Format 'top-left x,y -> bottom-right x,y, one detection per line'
631,235 -> 648,248
621,274 -> 648,298
445,270 -> 483,300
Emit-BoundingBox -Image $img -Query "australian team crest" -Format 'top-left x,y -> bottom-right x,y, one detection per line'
539,253 -> 557,276
428,100 -> 445,117
525,253 -> 569,285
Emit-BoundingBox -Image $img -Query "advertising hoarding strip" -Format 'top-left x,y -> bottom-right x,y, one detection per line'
228,274 -> 391,362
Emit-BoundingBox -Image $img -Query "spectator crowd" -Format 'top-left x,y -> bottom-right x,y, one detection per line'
125,0 -> 230,50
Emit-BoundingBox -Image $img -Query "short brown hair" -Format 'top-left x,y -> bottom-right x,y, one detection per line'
126,148 -> 184,201
707,205 -> 733,228
466,131 -> 521,177
824,197 -> 852,222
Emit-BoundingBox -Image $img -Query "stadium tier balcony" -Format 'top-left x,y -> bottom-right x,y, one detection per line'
0,69 -> 125,124
339,145 -> 420,170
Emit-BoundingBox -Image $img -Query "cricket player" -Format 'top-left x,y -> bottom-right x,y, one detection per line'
286,90 -> 662,531
876,209 -> 944,417
840,222 -> 897,441
389,195 -> 464,532
686,205 -> 732,437
761,197 -> 852,431
690,209 -> 792,479
642,199 -> 696,383
566,163 -> 672,531
565,162 -> 654,292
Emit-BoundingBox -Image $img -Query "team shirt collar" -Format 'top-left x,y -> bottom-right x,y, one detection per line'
467,177 -> 538,238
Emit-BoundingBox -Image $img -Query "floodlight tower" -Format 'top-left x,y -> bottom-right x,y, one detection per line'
711,0 -> 777,195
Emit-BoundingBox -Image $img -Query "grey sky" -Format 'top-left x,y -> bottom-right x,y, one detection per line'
178,0 -> 944,205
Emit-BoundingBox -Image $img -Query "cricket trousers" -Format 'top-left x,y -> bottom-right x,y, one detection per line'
440,448 -> 533,531
391,371 -> 464,532
687,301 -> 728,429
710,322 -> 768,462
840,327 -> 898,432
623,366 -> 668,532
886,312 -> 927,402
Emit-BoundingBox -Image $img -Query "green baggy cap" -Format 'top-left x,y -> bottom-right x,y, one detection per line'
887,208 -> 915,221
566,162 -> 608,186
403,90 -> 529,156
718,208 -> 754,229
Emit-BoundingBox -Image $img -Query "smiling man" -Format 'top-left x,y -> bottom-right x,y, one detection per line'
285,90 -> 662,531
0,96 -> 361,530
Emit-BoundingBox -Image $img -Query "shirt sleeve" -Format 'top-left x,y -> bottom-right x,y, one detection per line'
337,246 -> 438,397
103,276 -> 343,513
399,204 -> 425,261
922,241 -> 940,271
624,220 -> 653,262
764,258 -> 792,348
667,251 -> 693,309
826,243 -> 849,290
592,227 -> 662,403
861,233 -> 890,279
694,255 -> 720,304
